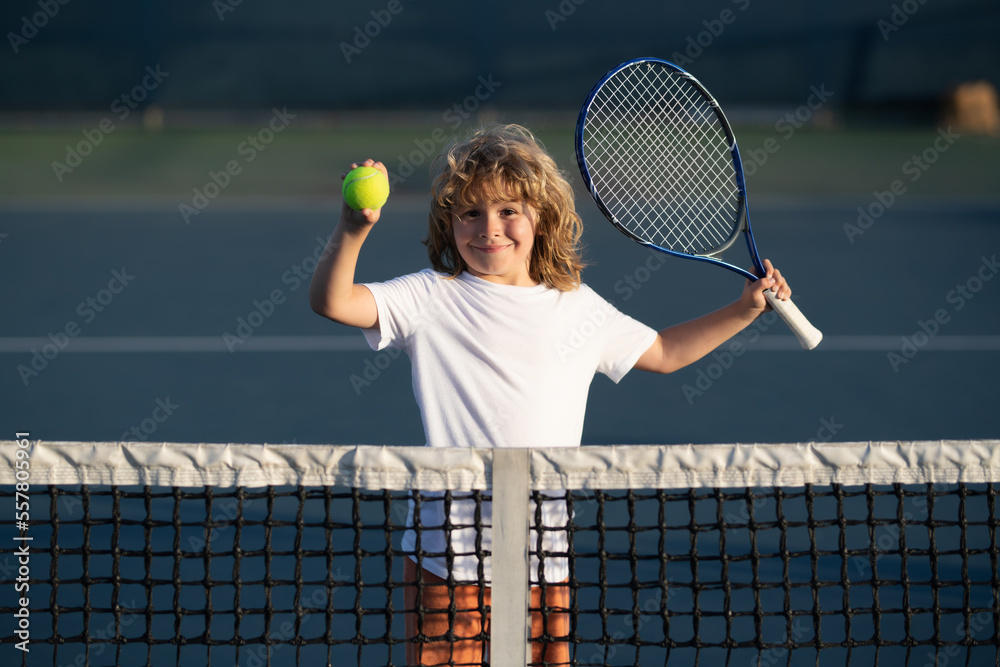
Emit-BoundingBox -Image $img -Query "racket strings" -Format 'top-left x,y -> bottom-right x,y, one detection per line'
581,62 -> 741,255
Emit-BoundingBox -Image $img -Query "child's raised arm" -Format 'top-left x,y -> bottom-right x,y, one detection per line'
308,160 -> 384,329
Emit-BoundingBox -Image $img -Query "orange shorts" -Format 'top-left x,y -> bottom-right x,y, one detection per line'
403,559 -> 570,666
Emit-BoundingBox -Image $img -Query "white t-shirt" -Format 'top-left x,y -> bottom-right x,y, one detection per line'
362,269 -> 658,582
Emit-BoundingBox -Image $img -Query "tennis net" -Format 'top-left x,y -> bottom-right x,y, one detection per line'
1,439 -> 999,666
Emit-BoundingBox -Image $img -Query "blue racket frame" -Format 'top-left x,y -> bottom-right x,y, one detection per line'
575,56 -> 767,283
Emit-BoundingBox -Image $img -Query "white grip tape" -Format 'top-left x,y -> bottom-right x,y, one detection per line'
765,291 -> 823,350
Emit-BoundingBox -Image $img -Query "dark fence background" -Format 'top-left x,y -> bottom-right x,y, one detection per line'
2,0 -> 998,116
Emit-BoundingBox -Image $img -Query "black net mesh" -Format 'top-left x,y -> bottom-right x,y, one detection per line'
2,477 -> 999,666
534,484 -> 999,666
1,486 -> 498,667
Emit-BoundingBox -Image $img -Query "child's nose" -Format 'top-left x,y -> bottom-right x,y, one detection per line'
482,213 -> 503,236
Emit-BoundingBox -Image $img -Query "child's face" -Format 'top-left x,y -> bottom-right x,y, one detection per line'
451,200 -> 537,286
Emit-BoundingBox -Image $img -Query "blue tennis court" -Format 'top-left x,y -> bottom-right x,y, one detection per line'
2,194 -> 997,446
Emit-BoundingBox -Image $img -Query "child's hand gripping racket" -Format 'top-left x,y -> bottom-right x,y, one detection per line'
576,57 -> 822,350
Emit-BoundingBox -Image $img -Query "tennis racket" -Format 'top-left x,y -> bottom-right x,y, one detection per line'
575,57 -> 822,350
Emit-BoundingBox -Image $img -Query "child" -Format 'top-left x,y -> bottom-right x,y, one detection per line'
309,124 -> 792,666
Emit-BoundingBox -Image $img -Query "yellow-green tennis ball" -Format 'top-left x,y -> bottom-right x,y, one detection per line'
342,166 -> 389,211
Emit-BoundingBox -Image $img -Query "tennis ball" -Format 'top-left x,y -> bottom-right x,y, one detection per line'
342,166 -> 389,211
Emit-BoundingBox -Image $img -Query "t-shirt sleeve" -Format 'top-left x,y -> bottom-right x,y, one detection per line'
589,288 -> 659,383
360,269 -> 438,351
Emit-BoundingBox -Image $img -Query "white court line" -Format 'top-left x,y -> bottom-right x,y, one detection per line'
752,335 -> 1000,351
0,335 -> 999,353
0,336 -> 369,353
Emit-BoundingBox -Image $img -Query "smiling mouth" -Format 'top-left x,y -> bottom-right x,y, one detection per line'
472,244 -> 512,254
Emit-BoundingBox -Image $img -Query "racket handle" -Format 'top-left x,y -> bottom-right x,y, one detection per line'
764,291 -> 823,350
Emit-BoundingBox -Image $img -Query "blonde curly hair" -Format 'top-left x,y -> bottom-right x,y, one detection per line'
424,124 -> 585,291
